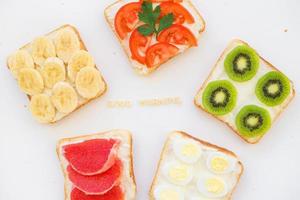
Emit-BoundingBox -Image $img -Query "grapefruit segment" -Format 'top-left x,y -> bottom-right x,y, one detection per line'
67,159 -> 123,195
70,186 -> 124,200
63,139 -> 120,175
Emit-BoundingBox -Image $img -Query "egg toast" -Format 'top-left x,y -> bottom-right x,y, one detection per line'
7,24 -> 107,123
104,0 -> 205,75
57,130 -> 136,200
195,39 -> 295,144
150,131 -> 243,200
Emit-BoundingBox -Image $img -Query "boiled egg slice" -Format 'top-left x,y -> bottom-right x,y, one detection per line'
163,161 -> 194,185
154,185 -> 184,200
206,152 -> 237,174
173,139 -> 202,164
190,197 -> 214,200
197,175 -> 228,198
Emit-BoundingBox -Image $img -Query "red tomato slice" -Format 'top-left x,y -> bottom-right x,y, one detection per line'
115,2 -> 141,40
160,2 -> 194,24
157,24 -> 197,46
145,42 -> 179,68
140,0 -> 182,2
129,28 -> 152,64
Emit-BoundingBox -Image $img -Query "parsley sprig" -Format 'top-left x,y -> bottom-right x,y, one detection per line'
137,1 -> 174,36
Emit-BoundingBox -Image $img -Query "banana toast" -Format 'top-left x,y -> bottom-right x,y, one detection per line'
7,24 -> 107,123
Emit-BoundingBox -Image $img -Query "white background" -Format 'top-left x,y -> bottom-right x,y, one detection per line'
0,0 -> 299,199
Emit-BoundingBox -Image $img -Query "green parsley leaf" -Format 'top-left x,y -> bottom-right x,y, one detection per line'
137,2 -> 174,36
137,24 -> 154,36
142,1 -> 153,14
158,13 -> 174,33
139,1 -> 158,26
153,5 -> 161,21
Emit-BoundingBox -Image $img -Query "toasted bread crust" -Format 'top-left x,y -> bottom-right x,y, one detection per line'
104,0 -> 206,75
7,24 -> 108,123
149,131 -> 244,200
56,130 -> 136,200
194,39 -> 296,144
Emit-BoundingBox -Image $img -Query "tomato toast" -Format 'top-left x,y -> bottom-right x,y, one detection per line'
105,0 -> 205,75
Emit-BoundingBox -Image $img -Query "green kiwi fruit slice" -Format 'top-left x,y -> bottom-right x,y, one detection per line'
202,80 -> 237,115
235,105 -> 271,138
224,45 -> 260,82
255,71 -> 291,106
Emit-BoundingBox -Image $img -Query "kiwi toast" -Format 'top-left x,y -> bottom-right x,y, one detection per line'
7,24 -> 107,123
104,0 -> 205,75
150,131 -> 243,200
195,39 -> 295,144
57,129 -> 136,200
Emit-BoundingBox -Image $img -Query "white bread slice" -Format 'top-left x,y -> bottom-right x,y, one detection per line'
7,24 -> 107,123
194,39 -> 295,144
56,129 -> 136,200
149,131 -> 243,200
104,0 -> 205,75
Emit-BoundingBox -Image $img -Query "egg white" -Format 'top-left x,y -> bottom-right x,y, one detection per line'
197,175 -> 228,198
154,185 -> 184,200
173,138 -> 202,164
206,152 -> 237,174
190,197 -> 215,200
163,161 -> 194,186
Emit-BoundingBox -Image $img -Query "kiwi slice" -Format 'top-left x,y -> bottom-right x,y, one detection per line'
224,45 -> 260,82
255,71 -> 291,106
202,80 -> 237,115
235,105 -> 271,138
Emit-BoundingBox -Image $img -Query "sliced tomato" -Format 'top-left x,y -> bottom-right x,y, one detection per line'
140,0 -> 182,2
115,2 -> 141,40
160,2 -> 194,24
145,42 -> 179,68
157,24 -> 197,46
129,28 -> 152,64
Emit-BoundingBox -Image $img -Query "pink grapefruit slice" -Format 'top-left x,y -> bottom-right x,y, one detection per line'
70,186 -> 124,200
63,139 -> 120,175
67,159 -> 123,195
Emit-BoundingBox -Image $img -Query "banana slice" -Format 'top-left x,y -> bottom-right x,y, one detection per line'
17,68 -> 44,95
31,36 -> 56,66
75,67 -> 105,99
54,28 -> 80,63
51,82 -> 78,114
29,94 -> 56,123
8,50 -> 34,77
67,50 -> 95,82
41,57 -> 66,88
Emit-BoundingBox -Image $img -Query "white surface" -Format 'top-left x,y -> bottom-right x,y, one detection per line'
0,0 -> 299,199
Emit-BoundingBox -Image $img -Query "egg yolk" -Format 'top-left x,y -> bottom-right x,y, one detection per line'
181,143 -> 199,157
211,157 -> 229,173
205,178 -> 225,194
159,189 -> 181,200
169,164 -> 190,182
